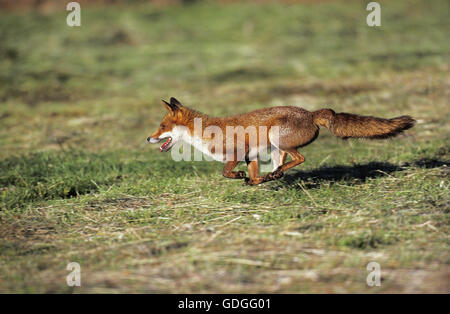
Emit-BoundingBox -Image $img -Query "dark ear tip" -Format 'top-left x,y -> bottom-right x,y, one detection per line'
170,97 -> 181,106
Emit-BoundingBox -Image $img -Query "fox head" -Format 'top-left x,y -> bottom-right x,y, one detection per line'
147,97 -> 186,152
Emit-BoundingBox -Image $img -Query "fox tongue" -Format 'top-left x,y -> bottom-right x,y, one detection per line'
160,138 -> 172,152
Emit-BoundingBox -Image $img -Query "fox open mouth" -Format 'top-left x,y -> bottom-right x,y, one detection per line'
159,137 -> 173,152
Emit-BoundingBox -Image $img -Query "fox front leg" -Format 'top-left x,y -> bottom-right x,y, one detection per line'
245,160 -> 265,185
245,156 -> 284,185
222,160 -> 246,179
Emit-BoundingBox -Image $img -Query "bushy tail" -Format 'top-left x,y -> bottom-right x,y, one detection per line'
313,109 -> 415,139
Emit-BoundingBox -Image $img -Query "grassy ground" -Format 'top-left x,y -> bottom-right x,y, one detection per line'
0,0 -> 449,293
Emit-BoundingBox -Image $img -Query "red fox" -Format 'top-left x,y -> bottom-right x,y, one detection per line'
147,97 -> 415,185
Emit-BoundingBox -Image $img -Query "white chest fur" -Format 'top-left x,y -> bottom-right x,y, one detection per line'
174,126 -> 226,162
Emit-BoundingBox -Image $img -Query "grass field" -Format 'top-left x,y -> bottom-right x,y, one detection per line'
0,0 -> 449,293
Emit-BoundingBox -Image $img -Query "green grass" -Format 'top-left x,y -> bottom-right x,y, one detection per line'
0,0 -> 449,293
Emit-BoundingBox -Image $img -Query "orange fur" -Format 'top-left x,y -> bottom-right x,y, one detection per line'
148,98 -> 416,185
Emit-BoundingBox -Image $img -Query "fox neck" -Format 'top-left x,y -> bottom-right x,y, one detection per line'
171,108 -> 225,161
174,107 -> 219,137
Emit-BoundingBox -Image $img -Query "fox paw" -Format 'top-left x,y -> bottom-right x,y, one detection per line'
235,171 -> 246,179
244,178 -> 263,186
272,168 -> 284,179
264,169 -> 284,181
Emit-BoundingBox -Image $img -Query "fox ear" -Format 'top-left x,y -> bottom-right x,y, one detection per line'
162,99 -> 179,116
170,97 -> 183,108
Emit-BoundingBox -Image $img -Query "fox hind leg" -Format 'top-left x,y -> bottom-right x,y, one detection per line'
278,149 -> 305,172
271,148 -> 287,171
279,150 -> 287,168
263,148 -> 287,182
264,149 -> 305,181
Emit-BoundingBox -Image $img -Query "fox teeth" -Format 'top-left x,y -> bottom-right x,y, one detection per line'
160,137 -> 172,152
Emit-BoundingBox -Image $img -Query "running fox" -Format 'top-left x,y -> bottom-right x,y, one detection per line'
147,97 -> 415,185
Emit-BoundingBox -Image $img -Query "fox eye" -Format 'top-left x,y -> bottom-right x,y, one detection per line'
161,124 -> 166,130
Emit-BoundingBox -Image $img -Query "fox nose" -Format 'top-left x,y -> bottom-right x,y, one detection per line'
147,137 -> 160,144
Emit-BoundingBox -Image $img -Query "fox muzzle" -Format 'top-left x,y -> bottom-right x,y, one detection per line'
147,137 -> 160,144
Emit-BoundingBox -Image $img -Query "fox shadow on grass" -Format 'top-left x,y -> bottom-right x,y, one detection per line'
274,157 -> 449,189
